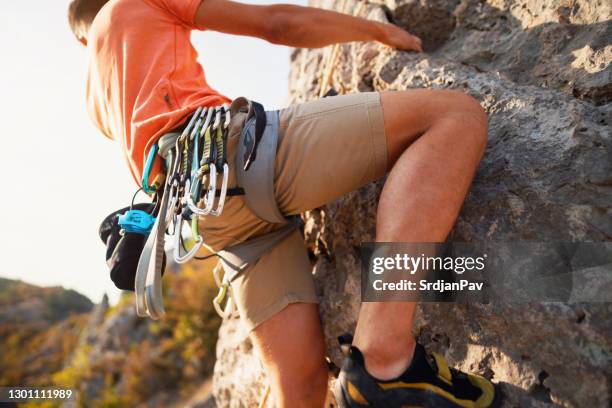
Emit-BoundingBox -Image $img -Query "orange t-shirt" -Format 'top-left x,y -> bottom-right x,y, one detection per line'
86,0 -> 231,185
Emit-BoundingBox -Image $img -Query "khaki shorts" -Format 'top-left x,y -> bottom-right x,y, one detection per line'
198,92 -> 387,330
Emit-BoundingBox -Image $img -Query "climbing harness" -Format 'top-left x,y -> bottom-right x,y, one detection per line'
97,98 -> 298,320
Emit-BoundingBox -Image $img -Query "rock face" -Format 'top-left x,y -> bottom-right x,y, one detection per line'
213,1 -> 611,407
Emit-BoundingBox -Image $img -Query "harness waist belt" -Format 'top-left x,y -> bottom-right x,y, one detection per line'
135,98 -> 298,320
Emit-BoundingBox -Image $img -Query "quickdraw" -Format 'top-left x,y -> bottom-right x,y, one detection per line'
135,103 -> 233,319
212,261 -> 233,319
126,99 -> 288,321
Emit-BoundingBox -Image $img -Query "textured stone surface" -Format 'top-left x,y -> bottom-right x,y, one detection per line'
213,317 -> 267,408
213,1 -> 611,406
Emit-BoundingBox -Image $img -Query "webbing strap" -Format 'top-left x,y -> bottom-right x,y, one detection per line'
135,185 -> 169,319
236,109 -> 286,224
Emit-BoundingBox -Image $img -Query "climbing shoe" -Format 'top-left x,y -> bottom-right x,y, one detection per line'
333,335 -> 500,408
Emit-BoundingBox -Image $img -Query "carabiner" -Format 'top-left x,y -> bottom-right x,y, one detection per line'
141,144 -> 159,194
188,108 -> 215,213
222,103 -> 231,129
209,162 -> 228,216
212,106 -> 222,131
202,164 -> 217,214
208,108 -> 230,216
212,262 -> 233,319
201,107 -> 215,136
190,107 -> 207,140
192,108 -> 214,176
172,211 -> 204,263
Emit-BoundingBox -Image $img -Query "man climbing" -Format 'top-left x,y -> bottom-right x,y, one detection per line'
69,0 -> 498,406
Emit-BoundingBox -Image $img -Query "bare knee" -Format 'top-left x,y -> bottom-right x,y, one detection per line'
251,303 -> 328,407
276,352 -> 328,405
274,327 -> 328,405
381,89 -> 488,165
442,90 -> 488,153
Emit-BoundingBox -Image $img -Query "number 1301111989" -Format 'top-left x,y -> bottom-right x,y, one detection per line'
1,387 -> 75,402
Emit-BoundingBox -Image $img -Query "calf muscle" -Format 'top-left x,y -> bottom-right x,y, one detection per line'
251,303 -> 328,407
353,89 -> 487,379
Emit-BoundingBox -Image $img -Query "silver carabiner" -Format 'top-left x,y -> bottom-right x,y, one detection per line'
222,103 -> 231,129
201,104 -> 219,214
208,105 -> 231,216
185,107 -> 216,216
165,182 -> 181,223
203,164 -> 217,214
184,106 -> 203,142
172,210 -> 204,264
190,107 -> 207,140
209,163 -> 228,216
201,107 -> 215,137
213,105 -> 232,215
213,106 -> 222,131
185,170 -> 215,216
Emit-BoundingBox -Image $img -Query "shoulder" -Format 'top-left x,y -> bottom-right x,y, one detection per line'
95,0 -> 162,25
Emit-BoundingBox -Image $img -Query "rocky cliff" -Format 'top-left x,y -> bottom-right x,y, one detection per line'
0,277 -> 93,388
0,264 -> 221,408
213,0 -> 611,407
54,262 -> 221,408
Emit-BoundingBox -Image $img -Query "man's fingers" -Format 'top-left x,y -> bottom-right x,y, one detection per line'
381,25 -> 422,52
411,35 -> 423,52
400,31 -> 422,52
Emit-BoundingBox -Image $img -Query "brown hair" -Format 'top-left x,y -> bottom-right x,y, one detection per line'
67,0 -> 110,41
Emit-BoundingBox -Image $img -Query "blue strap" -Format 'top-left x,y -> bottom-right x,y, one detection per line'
142,144 -> 159,194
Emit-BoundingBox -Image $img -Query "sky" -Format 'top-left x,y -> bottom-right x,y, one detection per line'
0,0 -> 306,304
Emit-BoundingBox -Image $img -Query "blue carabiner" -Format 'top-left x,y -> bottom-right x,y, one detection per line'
142,144 -> 159,194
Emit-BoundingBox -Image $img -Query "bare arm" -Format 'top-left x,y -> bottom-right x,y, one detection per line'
194,0 -> 422,52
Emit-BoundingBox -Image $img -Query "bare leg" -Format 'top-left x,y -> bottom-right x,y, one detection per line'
247,89 -> 486,405
353,89 -> 488,379
250,303 -> 328,407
